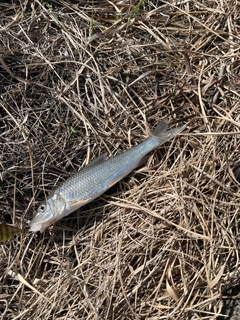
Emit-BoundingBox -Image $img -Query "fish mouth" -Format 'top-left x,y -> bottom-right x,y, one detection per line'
29,216 -> 57,233
29,222 -> 44,232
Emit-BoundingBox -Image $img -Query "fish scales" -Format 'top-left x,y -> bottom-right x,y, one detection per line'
30,119 -> 185,232
52,136 -> 160,203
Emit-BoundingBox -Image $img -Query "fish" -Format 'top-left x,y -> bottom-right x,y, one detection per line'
0,224 -> 22,242
30,118 -> 185,233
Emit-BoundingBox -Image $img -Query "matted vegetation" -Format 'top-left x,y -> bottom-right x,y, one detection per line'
0,0 -> 240,319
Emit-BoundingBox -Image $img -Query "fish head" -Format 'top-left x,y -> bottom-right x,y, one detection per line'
30,192 -> 66,233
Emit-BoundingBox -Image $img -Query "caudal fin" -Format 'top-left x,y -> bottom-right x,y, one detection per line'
152,119 -> 186,141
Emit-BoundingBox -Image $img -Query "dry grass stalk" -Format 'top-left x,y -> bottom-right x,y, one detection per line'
0,1 -> 240,319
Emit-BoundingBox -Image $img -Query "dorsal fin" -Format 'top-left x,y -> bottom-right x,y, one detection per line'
87,153 -> 108,168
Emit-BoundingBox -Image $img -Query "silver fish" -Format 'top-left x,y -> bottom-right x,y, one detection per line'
30,119 -> 185,232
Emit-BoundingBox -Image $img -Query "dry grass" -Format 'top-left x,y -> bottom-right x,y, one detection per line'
0,0 -> 240,319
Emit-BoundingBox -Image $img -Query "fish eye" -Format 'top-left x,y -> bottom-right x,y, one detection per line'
39,204 -> 46,212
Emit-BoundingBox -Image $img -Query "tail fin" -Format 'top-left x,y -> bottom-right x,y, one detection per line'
152,119 -> 186,141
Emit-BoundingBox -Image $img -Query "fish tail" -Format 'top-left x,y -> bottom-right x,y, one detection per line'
152,118 -> 185,142
0,224 -> 22,242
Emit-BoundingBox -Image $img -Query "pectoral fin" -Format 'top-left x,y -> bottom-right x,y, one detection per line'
70,198 -> 90,207
108,178 -> 121,189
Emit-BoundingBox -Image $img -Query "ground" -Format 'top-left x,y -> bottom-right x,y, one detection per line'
0,1 -> 240,319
